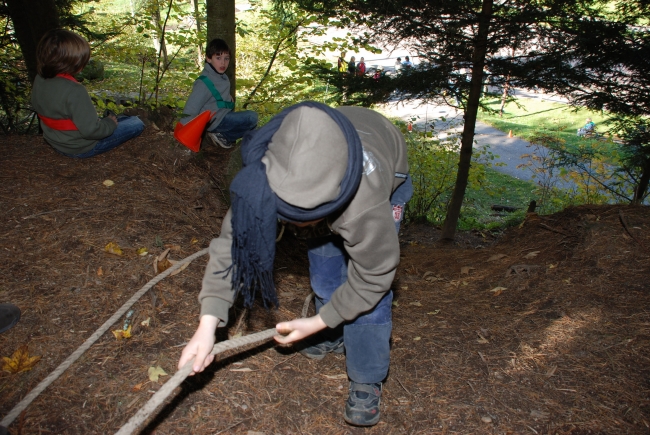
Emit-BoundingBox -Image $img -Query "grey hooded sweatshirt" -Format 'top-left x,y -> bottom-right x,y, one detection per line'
199,105 -> 408,329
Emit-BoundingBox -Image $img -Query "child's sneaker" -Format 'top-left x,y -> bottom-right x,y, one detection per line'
344,382 -> 382,426
298,337 -> 344,360
207,132 -> 234,149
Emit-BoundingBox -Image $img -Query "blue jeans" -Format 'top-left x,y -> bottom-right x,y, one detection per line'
209,110 -> 258,143
65,116 -> 144,158
306,175 -> 413,384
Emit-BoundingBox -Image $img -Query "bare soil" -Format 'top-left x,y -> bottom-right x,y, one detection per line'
1,127 -> 649,435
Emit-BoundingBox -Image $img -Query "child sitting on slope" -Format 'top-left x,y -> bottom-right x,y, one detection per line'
180,38 -> 258,149
31,29 -> 144,158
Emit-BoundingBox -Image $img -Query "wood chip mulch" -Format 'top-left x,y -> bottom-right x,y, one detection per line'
1,128 -> 649,435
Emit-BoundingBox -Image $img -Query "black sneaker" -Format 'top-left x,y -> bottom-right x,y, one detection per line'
207,132 -> 234,149
0,303 -> 21,334
344,382 -> 382,426
298,337 -> 344,360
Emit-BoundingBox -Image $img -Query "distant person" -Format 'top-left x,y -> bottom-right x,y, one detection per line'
577,118 -> 596,137
31,29 -> 144,158
0,303 -> 20,333
180,38 -> 258,149
402,56 -> 413,68
357,57 -> 366,76
394,57 -> 402,73
347,56 -> 357,75
338,53 -> 347,73
373,65 -> 383,81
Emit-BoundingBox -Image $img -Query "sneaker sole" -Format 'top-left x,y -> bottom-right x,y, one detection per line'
343,411 -> 381,427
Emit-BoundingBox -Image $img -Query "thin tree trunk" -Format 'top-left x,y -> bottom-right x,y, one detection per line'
5,0 -> 60,82
633,166 -> 650,204
441,0 -> 494,241
499,73 -> 510,117
190,0 -> 204,67
206,0 -> 236,99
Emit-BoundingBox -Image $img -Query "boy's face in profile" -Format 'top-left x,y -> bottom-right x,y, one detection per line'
207,52 -> 230,74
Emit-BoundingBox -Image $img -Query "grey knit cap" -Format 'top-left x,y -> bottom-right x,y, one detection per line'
262,106 -> 348,209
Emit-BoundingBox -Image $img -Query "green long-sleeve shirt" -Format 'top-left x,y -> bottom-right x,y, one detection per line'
31,75 -> 116,155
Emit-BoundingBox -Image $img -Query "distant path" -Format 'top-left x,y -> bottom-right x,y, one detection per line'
378,99 -> 561,184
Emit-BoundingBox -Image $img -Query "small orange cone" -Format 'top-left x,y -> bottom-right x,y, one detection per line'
508,130 -> 513,138
173,110 -> 213,152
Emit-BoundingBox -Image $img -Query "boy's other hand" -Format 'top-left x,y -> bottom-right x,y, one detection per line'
178,315 -> 218,375
274,314 -> 327,344
108,114 -> 118,125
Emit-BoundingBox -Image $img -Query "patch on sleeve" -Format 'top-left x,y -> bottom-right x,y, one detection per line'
392,204 -> 403,222
362,148 -> 380,175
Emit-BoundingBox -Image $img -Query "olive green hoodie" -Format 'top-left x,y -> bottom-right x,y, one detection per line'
199,105 -> 408,328
31,75 -> 116,155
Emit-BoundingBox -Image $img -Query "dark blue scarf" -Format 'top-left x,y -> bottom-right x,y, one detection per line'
222,101 -> 363,308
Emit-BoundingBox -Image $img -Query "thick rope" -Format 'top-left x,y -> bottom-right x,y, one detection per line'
0,248 -> 209,430
115,292 -> 315,435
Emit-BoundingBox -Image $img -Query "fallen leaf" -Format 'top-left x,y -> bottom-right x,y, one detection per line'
230,368 -> 253,372
164,244 -> 181,252
132,382 -> 144,392
323,373 -> 347,380
490,286 -> 507,296
103,179 -> 114,187
409,301 -> 422,307
140,317 -> 150,327
545,365 -> 557,377
401,285 -> 408,290
190,237 -> 199,244
2,345 -> 41,374
422,271 -> 436,278
481,416 -> 492,423
105,242 -> 123,256
524,251 -> 540,259
392,300 -> 399,307
477,334 -> 489,344
461,266 -> 474,275
148,365 -> 168,382
413,336 -> 421,341
112,325 -> 132,340
427,310 -> 440,315
530,409 -> 549,420
167,259 -> 190,276
97,266 -> 104,277
487,254 -> 506,262
136,247 -> 148,256
548,263 -> 557,269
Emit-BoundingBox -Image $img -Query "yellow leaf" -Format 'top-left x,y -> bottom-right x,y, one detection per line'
413,336 -> 421,341
190,237 -> 199,244
112,325 -> 132,340
140,317 -> 150,327
2,345 -> 41,374
103,179 -> 114,187
392,300 -> 400,307
148,365 -> 168,382
401,285 -> 408,290
487,254 -> 506,262
105,242 -> 123,256
524,251 -> 540,259
136,247 -> 149,256
427,310 -> 440,315
490,287 -> 507,296
548,263 -> 557,269
409,301 -> 422,307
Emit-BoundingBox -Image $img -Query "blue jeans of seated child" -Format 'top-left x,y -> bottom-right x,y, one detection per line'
209,110 -> 258,143
306,175 -> 413,384
64,116 -> 145,158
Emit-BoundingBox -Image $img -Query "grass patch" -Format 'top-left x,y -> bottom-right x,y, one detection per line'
477,96 -> 611,151
458,166 -> 538,230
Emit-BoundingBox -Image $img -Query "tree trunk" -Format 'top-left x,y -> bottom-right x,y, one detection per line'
190,0 -> 204,67
206,0 -> 236,99
152,0 -> 169,67
5,0 -> 60,82
440,0 -> 494,241
499,73 -> 510,117
632,165 -> 650,205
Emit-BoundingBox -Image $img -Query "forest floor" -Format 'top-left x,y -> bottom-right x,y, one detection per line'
1,124 -> 649,435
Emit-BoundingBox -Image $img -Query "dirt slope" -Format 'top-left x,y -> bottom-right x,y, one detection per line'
1,129 -> 649,435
